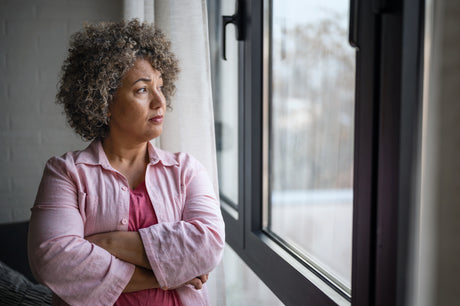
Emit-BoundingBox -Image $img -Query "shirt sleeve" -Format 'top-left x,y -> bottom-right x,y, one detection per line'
27,156 -> 135,306
138,156 -> 225,288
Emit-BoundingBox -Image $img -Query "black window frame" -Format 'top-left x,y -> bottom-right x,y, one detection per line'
210,0 -> 425,305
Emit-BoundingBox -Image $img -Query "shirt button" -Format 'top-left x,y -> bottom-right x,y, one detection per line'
121,186 -> 128,191
121,218 -> 128,225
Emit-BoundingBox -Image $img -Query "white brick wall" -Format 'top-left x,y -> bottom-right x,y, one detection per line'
0,0 -> 123,224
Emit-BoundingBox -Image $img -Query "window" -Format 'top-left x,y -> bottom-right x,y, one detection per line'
208,0 -> 424,305
266,0 -> 355,293
208,0 -> 245,250
208,0 -> 240,208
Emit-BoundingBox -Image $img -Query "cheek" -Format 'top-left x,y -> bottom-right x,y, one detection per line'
115,101 -> 145,119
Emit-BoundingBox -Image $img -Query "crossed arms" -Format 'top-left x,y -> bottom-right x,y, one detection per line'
86,230 -> 209,292
28,155 -> 225,305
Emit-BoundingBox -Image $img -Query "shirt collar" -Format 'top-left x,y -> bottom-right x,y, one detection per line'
146,141 -> 179,166
74,139 -> 179,168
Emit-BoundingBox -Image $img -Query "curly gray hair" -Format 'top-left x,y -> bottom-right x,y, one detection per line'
56,19 -> 179,140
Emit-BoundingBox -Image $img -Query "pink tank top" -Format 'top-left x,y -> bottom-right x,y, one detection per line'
114,181 -> 182,306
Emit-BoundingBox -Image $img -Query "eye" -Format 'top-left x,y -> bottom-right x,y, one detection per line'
137,87 -> 147,93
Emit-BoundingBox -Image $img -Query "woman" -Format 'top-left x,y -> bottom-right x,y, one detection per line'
28,20 -> 225,306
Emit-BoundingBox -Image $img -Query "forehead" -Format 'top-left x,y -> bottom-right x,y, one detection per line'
123,58 -> 162,82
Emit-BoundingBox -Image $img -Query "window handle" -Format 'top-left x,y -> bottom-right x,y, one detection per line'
222,0 -> 246,60
349,0 -> 359,49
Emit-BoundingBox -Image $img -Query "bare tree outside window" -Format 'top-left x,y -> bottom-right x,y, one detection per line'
269,3 -> 355,291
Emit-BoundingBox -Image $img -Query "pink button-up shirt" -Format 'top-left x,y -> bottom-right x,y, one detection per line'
28,140 -> 225,306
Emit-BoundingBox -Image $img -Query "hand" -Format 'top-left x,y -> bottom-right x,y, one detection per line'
163,274 -> 209,291
188,274 -> 209,290
197,274 -> 209,284
85,232 -> 112,250
86,231 -> 120,257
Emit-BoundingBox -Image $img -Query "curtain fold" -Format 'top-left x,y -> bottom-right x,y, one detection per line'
123,1 -> 225,305
123,0 -> 144,21
155,0 -> 218,191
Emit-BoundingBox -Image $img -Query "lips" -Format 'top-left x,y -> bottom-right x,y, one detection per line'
149,115 -> 164,124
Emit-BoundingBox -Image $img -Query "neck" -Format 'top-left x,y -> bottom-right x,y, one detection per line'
101,135 -> 149,166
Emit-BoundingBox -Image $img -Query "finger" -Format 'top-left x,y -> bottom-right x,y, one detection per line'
198,274 -> 208,283
189,278 -> 203,290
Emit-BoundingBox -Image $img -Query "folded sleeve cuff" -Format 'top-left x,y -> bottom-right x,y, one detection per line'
92,258 -> 135,305
138,228 -> 168,288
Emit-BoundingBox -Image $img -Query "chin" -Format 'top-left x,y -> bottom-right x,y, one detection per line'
147,131 -> 162,141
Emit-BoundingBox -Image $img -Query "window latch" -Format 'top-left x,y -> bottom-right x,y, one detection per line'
222,0 -> 246,60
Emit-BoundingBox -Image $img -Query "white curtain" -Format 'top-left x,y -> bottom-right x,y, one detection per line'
122,1 -> 225,305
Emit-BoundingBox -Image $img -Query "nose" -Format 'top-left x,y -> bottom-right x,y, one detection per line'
150,88 -> 166,109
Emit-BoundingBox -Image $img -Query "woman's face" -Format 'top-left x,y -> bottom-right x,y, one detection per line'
108,58 -> 166,143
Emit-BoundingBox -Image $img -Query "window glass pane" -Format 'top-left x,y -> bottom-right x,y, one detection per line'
268,0 -> 355,291
209,0 -> 239,206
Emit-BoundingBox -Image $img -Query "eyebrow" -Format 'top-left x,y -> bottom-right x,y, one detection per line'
132,78 -> 151,85
132,75 -> 163,85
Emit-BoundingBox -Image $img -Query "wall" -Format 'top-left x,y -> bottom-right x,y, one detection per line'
0,0 -> 122,223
